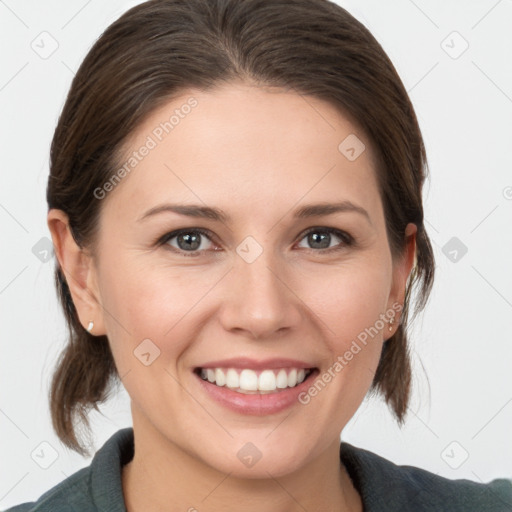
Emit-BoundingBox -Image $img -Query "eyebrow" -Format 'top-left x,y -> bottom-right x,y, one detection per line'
138,201 -> 371,225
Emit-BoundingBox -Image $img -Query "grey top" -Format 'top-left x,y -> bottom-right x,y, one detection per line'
4,427 -> 512,511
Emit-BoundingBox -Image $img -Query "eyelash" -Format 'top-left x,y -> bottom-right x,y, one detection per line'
156,227 -> 355,258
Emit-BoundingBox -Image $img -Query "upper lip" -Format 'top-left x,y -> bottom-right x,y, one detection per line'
195,358 -> 317,370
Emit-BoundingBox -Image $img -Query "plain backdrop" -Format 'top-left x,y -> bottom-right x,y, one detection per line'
1,0 -> 511,508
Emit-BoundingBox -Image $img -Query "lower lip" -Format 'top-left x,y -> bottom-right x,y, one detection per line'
194,369 -> 318,415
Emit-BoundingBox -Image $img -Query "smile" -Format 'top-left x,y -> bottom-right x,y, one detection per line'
196,367 -> 315,394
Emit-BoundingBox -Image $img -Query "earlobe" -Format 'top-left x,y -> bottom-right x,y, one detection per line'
47,209 -> 105,335
387,223 -> 417,331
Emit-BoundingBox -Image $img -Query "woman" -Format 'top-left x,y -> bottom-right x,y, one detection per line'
6,0 -> 511,510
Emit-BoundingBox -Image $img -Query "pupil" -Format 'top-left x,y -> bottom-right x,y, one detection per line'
178,232 -> 200,250
309,232 -> 330,249
175,231 -> 332,251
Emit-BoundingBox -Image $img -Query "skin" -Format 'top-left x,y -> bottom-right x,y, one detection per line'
48,81 -> 416,512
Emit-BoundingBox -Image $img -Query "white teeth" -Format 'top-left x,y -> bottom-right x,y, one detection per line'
259,370 -> 277,391
277,369 -> 289,388
198,367 -> 312,393
239,369 -> 258,391
287,369 -> 297,388
225,368 -> 239,389
215,368 -> 226,387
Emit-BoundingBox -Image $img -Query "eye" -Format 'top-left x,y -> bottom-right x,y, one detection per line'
296,227 -> 354,252
159,228 -> 217,256
157,226 -> 354,257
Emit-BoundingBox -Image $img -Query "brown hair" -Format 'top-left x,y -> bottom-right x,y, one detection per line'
47,0 -> 435,456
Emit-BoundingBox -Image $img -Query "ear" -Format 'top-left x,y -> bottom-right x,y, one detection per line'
47,209 -> 106,336
387,222 -> 417,334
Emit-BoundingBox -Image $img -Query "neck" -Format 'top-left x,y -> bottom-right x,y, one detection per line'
122,413 -> 362,512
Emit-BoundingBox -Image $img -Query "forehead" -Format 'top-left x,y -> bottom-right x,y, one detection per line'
104,82 -> 382,223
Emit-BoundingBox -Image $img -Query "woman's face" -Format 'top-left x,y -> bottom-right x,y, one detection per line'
77,82 -> 415,477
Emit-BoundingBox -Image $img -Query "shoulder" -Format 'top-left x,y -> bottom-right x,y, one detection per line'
3,428 -> 134,512
340,441 -> 512,512
2,466 -> 91,512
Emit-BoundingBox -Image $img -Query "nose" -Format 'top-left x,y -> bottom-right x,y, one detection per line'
218,248 -> 303,340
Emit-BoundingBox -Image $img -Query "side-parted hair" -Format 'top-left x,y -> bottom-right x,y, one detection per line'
47,0 -> 435,456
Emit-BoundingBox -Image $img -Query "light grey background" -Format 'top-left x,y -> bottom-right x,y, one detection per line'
1,0 -> 511,508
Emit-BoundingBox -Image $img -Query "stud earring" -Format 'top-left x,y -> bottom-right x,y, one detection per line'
388,316 -> 394,332
87,321 -> 94,333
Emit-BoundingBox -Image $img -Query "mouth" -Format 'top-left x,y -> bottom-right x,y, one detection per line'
193,366 -> 318,395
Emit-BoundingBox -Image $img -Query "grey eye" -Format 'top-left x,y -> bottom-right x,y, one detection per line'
297,228 -> 351,251
165,230 -> 214,252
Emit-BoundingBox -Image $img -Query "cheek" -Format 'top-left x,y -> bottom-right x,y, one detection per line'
299,256 -> 392,342
299,263 -> 391,419
295,254 -> 392,412
96,256 -> 223,359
